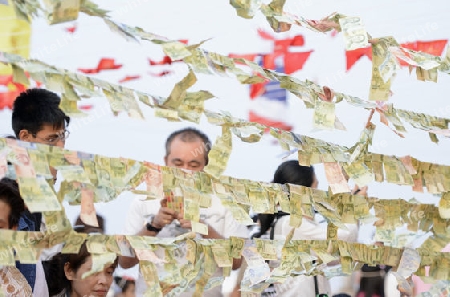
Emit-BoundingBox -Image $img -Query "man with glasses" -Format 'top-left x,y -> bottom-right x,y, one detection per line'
10,88 -> 71,295
13,88 -> 70,149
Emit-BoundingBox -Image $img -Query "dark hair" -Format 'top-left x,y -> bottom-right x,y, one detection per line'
165,127 -> 211,165
45,241 -> 118,295
74,214 -> 105,234
12,88 -> 70,137
0,178 -> 25,228
253,160 -> 316,238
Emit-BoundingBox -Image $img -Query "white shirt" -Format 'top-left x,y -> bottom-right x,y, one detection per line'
123,194 -> 249,296
272,214 -> 358,297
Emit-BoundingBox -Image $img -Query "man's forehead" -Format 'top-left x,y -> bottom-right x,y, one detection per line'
168,138 -> 206,159
38,124 -> 65,134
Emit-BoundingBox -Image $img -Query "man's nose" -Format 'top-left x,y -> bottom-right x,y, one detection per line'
55,139 -> 65,148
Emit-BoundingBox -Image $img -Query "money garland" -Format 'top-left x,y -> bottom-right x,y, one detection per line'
2,52 -> 450,200
2,137 -> 450,295
2,52 -> 450,196
6,0 -> 450,142
2,0 -> 450,294
229,1 -> 450,92
2,136 -> 450,245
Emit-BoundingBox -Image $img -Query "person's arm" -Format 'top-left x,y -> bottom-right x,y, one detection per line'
119,199 -> 176,269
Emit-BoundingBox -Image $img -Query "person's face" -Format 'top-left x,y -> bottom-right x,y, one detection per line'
64,256 -> 115,297
311,174 -> 319,189
0,200 -> 13,230
164,137 -> 206,172
19,124 -> 68,148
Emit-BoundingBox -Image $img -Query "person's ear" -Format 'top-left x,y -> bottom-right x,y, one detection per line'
18,130 -> 31,141
11,225 -> 17,231
163,155 -> 168,166
64,262 -> 75,281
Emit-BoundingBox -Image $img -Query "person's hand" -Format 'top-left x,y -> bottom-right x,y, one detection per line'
397,277 -> 414,297
178,218 -> 192,230
352,185 -> 368,196
152,198 -> 176,229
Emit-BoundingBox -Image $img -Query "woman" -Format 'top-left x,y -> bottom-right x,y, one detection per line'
48,242 -> 118,297
259,160 -> 357,297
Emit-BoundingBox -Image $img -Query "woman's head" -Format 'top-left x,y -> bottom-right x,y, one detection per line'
63,243 -> 117,297
47,242 -> 117,297
273,160 -> 317,188
253,161 -> 317,238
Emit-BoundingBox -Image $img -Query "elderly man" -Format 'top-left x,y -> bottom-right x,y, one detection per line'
122,127 -> 248,296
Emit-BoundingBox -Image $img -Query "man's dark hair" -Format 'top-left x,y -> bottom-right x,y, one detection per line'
12,88 -> 70,137
165,127 -> 212,164
0,178 -> 25,228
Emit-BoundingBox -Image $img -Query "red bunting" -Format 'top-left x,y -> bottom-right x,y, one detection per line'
345,39 -> 448,70
78,58 -> 123,74
0,74 -> 42,110
284,51 -> 313,74
399,39 -> 447,66
65,23 -> 77,33
148,70 -> 172,77
345,46 -> 372,70
257,28 -> 275,41
249,111 -> 293,131
79,104 -> 93,110
148,56 -> 181,66
118,75 -> 141,83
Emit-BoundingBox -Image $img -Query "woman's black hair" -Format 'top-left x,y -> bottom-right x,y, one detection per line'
252,160 -> 315,238
45,240 -> 118,295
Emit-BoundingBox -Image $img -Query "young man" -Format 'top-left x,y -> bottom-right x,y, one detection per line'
122,127 -> 249,296
0,178 -> 33,296
10,88 -> 70,294
12,88 -> 71,150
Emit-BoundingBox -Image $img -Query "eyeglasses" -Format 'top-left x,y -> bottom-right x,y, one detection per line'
32,130 -> 70,145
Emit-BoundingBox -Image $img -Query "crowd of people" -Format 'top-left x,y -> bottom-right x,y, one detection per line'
0,88 -> 427,296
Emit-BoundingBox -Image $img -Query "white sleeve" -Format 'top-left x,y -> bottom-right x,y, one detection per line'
222,208 -> 249,239
123,197 -> 145,235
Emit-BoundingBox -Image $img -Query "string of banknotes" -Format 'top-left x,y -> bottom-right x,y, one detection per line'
2,136 -> 450,246
2,53 -> 450,197
6,0 -> 450,142
2,1 -> 450,294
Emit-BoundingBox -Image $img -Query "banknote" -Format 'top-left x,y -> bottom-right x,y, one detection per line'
81,252 -> 117,279
338,16 -> 369,51
324,162 -> 351,194
46,0 -> 80,24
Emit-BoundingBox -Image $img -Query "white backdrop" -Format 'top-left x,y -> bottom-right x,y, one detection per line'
1,0 -> 449,238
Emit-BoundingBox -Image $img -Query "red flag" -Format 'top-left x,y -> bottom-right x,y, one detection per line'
148,70 -> 172,77
65,23 -> 77,33
257,28 -> 275,40
148,56 -> 173,65
345,46 -> 372,70
274,39 -> 292,53
118,75 -> 141,83
290,35 -> 305,46
249,111 -> 293,131
79,104 -> 93,110
78,58 -> 122,74
399,39 -> 447,66
284,51 -> 313,74
0,75 -> 27,110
